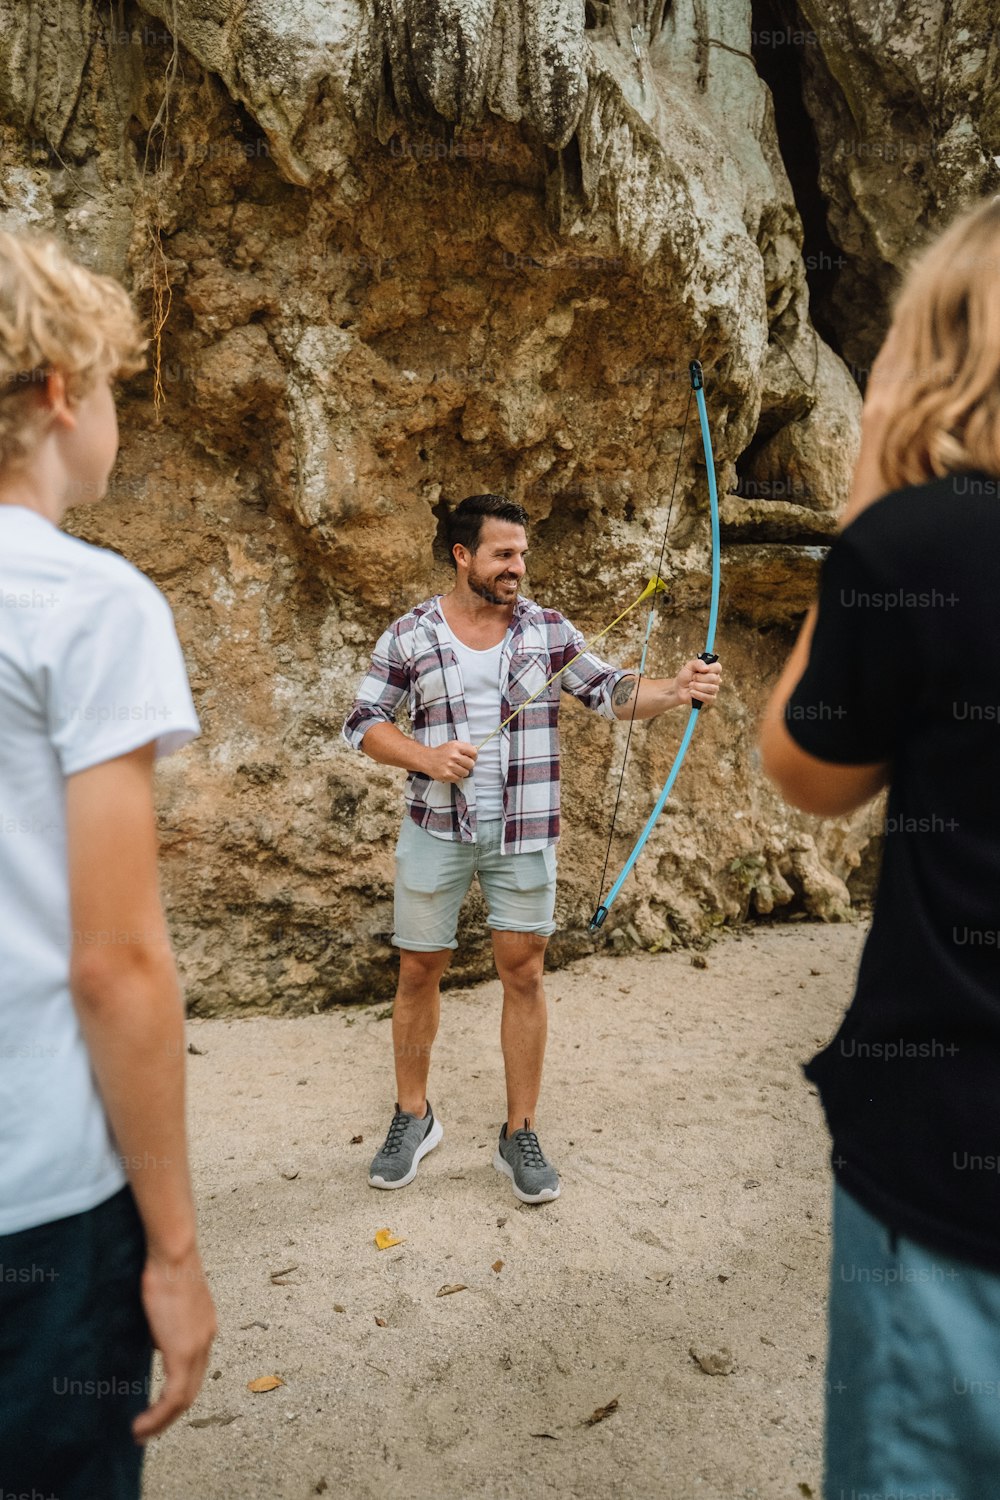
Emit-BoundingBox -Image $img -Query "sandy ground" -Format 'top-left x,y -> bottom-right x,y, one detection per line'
142,921 -> 868,1500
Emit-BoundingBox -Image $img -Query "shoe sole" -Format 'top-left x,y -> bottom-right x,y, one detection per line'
492,1148 -> 561,1204
369,1117 -> 444,1189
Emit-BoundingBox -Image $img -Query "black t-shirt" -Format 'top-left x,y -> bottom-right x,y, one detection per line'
787,470 -> 1000,1270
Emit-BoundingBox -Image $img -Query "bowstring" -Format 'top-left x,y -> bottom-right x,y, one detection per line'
593,377 -> 696,913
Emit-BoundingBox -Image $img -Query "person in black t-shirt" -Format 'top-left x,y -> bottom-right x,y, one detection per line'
761,196 -> 1000,1498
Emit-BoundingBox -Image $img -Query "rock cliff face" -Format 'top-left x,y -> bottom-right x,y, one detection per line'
1,1 -> 993,1012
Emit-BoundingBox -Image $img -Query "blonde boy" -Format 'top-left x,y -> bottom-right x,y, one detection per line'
0,232 -> 215,1496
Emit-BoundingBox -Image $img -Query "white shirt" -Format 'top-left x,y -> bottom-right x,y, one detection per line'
439,621 -> 504,821
0,505 -> 199,1235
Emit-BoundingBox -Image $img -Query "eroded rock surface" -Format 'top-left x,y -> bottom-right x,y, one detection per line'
795,0 -> 1000,370
0,0 -> 923,1011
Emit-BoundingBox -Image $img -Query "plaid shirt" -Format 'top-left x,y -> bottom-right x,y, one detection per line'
343,595 -> 628,853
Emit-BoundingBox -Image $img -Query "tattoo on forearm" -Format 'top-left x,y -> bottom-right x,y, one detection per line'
612,677 -> 637,708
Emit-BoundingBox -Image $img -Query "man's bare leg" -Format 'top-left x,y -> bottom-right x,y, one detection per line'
393,947 -> 450,1117
493,930 -> 549,1134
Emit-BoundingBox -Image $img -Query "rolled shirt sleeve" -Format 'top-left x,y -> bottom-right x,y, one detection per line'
552,617 -> 630,720
342,625 -> 410,750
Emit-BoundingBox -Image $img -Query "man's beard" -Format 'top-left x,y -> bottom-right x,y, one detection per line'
468,568 -> 520,606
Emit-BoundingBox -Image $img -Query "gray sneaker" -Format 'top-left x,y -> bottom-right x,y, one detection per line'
368,1102 -> 443,1189
493,1120 -> 561,1203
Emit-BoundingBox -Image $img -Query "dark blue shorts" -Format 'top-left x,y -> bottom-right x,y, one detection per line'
0,1185 -> 153,1499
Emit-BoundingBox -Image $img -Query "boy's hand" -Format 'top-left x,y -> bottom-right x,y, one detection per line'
132,1246 -> 217,1443
425,740 -> 478,781
675,656 -> 722,709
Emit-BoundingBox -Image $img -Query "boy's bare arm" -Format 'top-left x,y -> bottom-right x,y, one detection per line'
759,611 -> 889,817
65,742 -> 216,1441
759,326 -> 898,813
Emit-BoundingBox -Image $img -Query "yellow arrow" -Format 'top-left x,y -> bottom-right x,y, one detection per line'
475,575 -> 667,750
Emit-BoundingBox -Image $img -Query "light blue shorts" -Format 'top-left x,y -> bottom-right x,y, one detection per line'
392,817 -> 557,951
825,1179 -> 1000,1500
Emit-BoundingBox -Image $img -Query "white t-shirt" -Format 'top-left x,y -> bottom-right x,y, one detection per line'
440,621 -> 504,821
0,505 -> 200,1235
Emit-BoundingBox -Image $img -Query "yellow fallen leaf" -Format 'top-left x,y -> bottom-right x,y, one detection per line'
436,1283 -> 467,1297
247,1374 -> 284,1393
374,1229 -> 404,1250
491,1260 -> 504,1273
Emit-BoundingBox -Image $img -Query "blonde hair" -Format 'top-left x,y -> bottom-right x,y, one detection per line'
0,231 -> 147,470
879,197 -> 1000,490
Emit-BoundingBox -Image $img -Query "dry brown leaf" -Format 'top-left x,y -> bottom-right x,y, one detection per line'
374,1316 -> 387,1327
269,1264 -> 299,1285
374,1229 -> 404,1250
491,1260 -> 504,1273
333,1304 -> 345,1313
350,1135 -> 363,1145
583,1396 -> 620,1426
436,1283 -> 467,1297
247,1375 -> 284,1393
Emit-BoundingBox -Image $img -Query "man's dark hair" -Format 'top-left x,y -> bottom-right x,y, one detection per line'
446,494 -> 529,567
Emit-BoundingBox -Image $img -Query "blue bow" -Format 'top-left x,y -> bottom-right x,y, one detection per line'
590,359 -> 721,931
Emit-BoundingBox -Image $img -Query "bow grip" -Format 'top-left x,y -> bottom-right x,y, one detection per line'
690,650 -> 719,715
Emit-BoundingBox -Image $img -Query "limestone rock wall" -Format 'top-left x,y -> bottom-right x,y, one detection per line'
0,0 -> 961,1012
793,0 -> 1000,371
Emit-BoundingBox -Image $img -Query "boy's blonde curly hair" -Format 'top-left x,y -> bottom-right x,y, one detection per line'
0,231 -> 147,471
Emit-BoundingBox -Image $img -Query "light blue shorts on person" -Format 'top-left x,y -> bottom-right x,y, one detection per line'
393,817 -> 556,951
825,1179 -> 1000,1500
